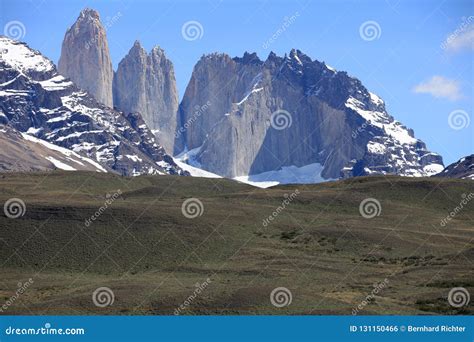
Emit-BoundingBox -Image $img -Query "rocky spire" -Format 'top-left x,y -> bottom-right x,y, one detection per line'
58,8 -> 114,107
113,40 -> 179,154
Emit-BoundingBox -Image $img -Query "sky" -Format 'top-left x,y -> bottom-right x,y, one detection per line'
0,0 -> 472,165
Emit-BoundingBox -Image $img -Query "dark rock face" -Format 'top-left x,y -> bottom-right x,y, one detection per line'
0,36 -> 185,176
434,155 -> 474,180
178,49 -> 444,179
114,41 -> 180,154
58,8 -> 114,107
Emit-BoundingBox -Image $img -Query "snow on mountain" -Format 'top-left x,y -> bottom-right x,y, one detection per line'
434,155 -> 474,180
0,124 -> 105,172
344,93 -> 444,177
234,163 -> 331,188
178,48 -> 444,183
0,36 -> 186,176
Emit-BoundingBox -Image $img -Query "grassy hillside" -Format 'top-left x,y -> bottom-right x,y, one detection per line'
0,171 -> 472,315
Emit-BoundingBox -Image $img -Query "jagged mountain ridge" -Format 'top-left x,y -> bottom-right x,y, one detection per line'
2,6 -> 448,184
178,49 -> 444,181
114,40 -> 180,154
435,155 -> 474,180
0,36 -> 185,176
59,8 -> 180,155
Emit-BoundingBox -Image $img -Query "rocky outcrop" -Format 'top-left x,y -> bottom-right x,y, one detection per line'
178,49 -> 444,180
0,36 -> 186,176
0,124 -> 106,172
114,41 -> 180,154
434,155 -> 474,180
58,8 -> 114,107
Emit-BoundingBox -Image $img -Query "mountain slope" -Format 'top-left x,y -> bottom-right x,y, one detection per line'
178,50 -> 444,181
0,125 -> 105,172
435,155 -> 474,180
0,36 -> 185,176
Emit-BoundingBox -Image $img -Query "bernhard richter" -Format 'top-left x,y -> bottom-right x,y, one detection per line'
407,325 -> 466,332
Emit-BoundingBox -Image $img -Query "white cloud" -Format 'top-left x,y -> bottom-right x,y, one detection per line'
413,76 -> 463,101
442,20 -> 474,53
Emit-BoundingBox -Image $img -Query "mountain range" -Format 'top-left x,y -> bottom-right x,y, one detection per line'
0,35 -> 185,176
0,8 -> 471,184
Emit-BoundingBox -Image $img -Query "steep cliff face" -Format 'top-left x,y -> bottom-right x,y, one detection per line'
178,49 -> 443,180
114,41 -> 179,154
58,8 -> 114,107
0,36 -> 185,176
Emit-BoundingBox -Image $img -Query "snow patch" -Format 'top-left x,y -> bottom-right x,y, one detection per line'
234,162 -> 331,188
21,133 -> 107,172
174,159 -> 222,179
0,37 -> 54,74
45,156 -> 76,171
39,75 -> 73,91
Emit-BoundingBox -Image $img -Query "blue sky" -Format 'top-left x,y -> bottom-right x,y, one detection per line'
1,0 -> 472,165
